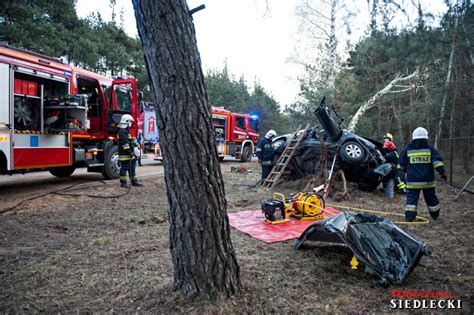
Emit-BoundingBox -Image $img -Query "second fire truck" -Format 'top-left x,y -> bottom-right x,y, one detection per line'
212,107 -> 260,162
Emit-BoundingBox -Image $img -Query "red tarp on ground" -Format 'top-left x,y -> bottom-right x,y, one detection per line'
228,207 -> 341,243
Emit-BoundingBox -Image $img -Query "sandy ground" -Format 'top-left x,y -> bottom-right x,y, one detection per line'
0,161 -> 472,313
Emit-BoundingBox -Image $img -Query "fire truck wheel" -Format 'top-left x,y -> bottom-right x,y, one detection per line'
240,146 -> 252,162
49,166 -> 76,177
102,145 -> 120,180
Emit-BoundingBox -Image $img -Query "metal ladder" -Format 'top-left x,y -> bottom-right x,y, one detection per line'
262,123 -> 311,188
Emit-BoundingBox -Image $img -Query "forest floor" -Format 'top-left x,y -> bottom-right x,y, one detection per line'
0,161 -> 472,313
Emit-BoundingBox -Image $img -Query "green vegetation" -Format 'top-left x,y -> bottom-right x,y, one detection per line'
205,64 -> 291,134
294,1 -> 473,148
1,0 -> 472,153
0,0 -> 148,95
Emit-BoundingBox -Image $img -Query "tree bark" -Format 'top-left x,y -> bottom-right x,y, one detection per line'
132,0 -> 241,297
347,69 -> 420,132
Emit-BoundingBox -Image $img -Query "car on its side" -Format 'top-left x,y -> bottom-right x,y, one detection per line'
272,98 -> 386,190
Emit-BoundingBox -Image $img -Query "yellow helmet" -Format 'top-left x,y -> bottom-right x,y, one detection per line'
384,133 -> 393,141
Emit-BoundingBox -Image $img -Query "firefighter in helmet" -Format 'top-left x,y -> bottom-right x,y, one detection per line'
256,129 -> 277,180
118,114 -> 143,188
381,139 -> 406,198
384,132 -> 394,142
399,127 -> 447,221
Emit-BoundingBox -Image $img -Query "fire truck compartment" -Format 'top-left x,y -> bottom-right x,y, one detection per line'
13,69 -> 87,132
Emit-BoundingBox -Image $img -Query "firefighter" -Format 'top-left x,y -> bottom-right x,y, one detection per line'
381,137 -> 407,197
118,114 -> 143,188
256,129 -> 277,180
384,132 -> 394,142
399,127 -> 447,221
381,140 -> 397,198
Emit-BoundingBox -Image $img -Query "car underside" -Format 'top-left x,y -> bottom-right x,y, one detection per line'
272,98 -> 386,190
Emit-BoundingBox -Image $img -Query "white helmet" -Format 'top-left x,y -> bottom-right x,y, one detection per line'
265,129 -> 277,139
119,114 -> 134,128
412,127 -> 428,140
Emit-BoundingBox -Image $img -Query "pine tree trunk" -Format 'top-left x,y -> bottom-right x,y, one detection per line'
132,0 -> 241,297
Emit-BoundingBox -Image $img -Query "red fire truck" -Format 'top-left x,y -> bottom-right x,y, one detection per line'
0,44 -> 141,179
211,107 -> 259,161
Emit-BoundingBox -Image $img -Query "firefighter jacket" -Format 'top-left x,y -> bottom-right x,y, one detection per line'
384,150 -> 402,171
383,150 -> 406,191
256,137 -> 275,166
399,144 -> 445,189
118,127 -> 135,161
384,150 -> 399,164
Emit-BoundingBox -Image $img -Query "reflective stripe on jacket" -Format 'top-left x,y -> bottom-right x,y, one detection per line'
118,127 -> 135,157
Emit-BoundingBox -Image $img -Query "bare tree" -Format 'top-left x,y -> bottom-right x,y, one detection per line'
296,0 -> 342,91
348,70 -> 421,132
132,0 -> 241,297
435,15 -> 458,149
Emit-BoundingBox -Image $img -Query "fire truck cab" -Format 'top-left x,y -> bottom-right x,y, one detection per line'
212,107 -> 259,162
0,44 -> 141,179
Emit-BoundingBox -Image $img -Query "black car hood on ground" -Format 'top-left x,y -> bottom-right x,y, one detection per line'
294,211 -> 427,284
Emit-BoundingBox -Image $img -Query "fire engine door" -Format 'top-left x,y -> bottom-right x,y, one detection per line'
107,78 -> 138,136
213,115 -> 226,155
0,63 -> 11,169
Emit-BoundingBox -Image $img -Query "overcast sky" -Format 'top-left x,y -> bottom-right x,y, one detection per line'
76,0 -> 447,106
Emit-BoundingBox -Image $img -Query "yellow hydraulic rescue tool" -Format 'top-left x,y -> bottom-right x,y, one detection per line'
261,192 -> 325,224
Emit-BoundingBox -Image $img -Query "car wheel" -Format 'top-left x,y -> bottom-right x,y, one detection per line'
240,146 -> 252,162
340,141 -> 367,164
49,165 -> 76,177
137,148 -> 143,166
102,145 -> 120,180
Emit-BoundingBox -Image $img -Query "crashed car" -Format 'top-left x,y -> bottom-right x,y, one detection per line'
272,98 -> 386,190
294,211 -> 428,285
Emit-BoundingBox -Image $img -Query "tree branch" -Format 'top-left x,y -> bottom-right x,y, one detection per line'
347,69 -> 420,132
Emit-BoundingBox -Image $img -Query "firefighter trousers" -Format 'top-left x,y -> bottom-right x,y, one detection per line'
119,158 -> 137,183
261,165 -> 272,180
405,187 -> 440,221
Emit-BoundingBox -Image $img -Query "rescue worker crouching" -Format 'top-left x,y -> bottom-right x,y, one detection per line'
118,114 -> 143,188
256,130 -> 277,180
399,127 -> 447,221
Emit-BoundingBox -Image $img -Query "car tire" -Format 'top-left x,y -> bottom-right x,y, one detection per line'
102,145 -> 120,180
137,148 -> 143,166
49,165 -> 76,177
240,146 -> 252,162
339,141 -> 367,164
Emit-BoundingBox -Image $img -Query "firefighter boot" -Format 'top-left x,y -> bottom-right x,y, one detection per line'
430,210 -> 440,220
131,178 -> 143,187
120,180 -> 130,188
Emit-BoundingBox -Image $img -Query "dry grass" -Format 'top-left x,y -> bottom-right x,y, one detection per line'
0,161 -> 472,313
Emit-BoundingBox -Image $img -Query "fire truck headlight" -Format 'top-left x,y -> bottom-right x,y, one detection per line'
0,135 -> 7,141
